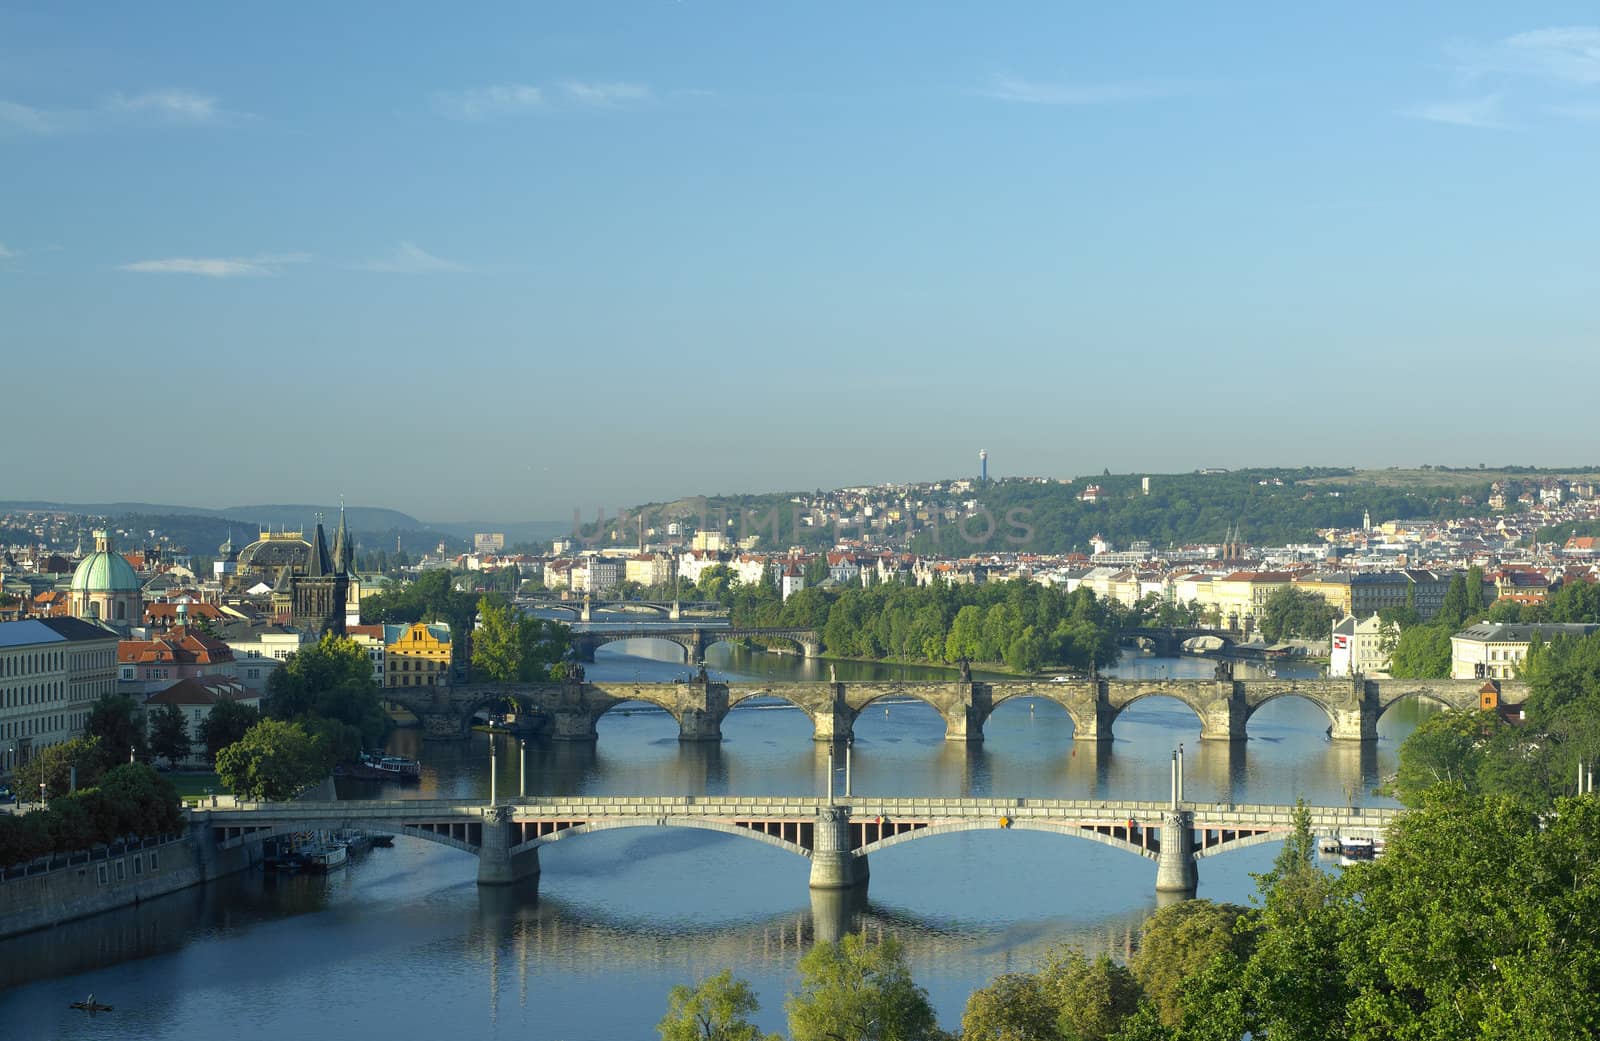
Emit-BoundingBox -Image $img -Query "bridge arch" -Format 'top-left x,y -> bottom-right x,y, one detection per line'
507,817 -> 812,860
588,632 -> 695,662
1106,688 -> 1210,732
1243,690 -> 1337,730
988,687 -> 1096,738
1376,686 -> 1462,720
726,688 -> 820,724
212,819 -> 485,857
853,819 -> 1157,861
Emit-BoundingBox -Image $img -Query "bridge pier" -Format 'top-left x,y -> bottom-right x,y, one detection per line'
801,641 -> 822,659
1155,809 -> 1198,893
810,805 -> 865,889
669,600 -> 682,622
813,685 -> 857,742
809,884 -> 868,944
1199,682 -> 1248,741
1329,705 -> 1377,742
1069,681 -> 1117,742
477,807 -> 541,886
420,711 -> 472,739
678,681 -> 728,742
941,681 -> 992,742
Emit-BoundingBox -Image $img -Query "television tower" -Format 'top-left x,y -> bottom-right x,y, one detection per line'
979,449 -> 988,483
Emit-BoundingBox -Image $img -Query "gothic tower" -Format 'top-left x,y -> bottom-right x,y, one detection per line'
291,515 -> 349,636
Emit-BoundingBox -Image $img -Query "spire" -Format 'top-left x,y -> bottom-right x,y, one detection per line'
332,504 -> 352,575
307,515 -> 331,577
273,565 -> 293,593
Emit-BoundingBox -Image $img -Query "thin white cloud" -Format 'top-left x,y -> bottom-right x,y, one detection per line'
431,85 -> 544,120
117,252 -> 310,277
359,242 -> 464,273
0,244 -> 18,260
973,75 -> 1182,106
0,99 -> 52,135
0,88 -> 245,135
106,88 -> 223,124
1450,26 -> 1600,86
561,81 -> 652,108
1402,94 -> 1508,129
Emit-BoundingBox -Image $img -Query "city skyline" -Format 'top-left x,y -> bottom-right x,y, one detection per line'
5,5 -> 1600,518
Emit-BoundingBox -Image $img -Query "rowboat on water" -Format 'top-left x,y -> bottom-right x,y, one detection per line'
71,995 -> 113,1012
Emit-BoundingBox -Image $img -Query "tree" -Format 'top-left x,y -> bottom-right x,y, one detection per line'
658,969 -> 779,1041
961,972 -> 1059,1040
1259,588 -> 1338,644
14,736 -> 106,799
1129,901 -> 1252,1027
1389,709 -> 1498,805
199,699 -> 260,763
266,634 -> 388,752
786,934 -> 940,1041
148,703 -> 193,766
215,719 -> 332,801
1036,948 -> 1143,1041
472,596 -> 570,682
1386,624 -> 1452,679
85,693 -> 144,769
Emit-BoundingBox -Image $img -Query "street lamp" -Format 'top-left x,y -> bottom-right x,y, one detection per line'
39,782 -> 47,808
129,745 -> 136,765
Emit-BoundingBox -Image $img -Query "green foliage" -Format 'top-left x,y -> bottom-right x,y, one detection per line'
148,703 -> 193,765
471,596 -> 570,682
358,569 -> 477,663
1258,588 -> 1339,644
266,634 -> 387,754
1037,947 -> 1143,1041
14,735 -> 106,799
724,577 -> 1123,671
657,969 -> 779,1041
214,719 -> 332,801
85,693 -> 145,770
786,934 -> 940,1041
199,699 -> 260,763
961,972 -> 1060,1041
1385,624 -> 1453,679
1128,901 -> 1252,1027
0,763 -> 181,867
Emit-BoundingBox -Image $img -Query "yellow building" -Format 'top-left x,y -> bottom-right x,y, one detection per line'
1205,571 -> 1293,635
384,622 -> 452,688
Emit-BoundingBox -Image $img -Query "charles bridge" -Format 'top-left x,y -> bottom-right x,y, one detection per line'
197,791 -> 1402,895
519,596 -> 727,623
381,672 -> 1525,744
566,625 -> 823,665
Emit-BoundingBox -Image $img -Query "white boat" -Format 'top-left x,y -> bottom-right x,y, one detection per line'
298,840 -> 349,871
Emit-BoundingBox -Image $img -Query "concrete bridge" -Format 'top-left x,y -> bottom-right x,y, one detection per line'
196,794 -> 1401,894
518,597 -> 727,623
567,625 -> 823,665
382,675 -> 1525,743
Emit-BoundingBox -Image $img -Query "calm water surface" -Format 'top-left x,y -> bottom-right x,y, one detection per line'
0,631 -> 1431,1040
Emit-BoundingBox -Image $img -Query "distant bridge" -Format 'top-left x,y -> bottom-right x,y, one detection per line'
382,675 -> 1525,743
1124,626 -> 1241,655
517,597 -> 728,623
566,625 -> 822,666
197,795 -> 1401,893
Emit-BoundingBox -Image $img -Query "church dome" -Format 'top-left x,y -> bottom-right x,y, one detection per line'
71,531 -> 142,593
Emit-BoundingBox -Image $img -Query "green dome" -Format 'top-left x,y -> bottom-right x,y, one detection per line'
71,548 -> 141,593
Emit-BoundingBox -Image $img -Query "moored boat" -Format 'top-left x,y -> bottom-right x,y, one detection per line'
297,839 -> 349,871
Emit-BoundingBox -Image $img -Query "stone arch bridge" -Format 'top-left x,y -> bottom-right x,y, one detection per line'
383,675 -> 1524,743
196,796 -> 1400,893
519,598 -> 727,623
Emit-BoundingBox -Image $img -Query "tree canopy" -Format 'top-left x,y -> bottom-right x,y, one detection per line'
215,719 -> 333,801
471,595 -> 570,682
785,934 -> 940,1041
657,969 -> 780,1041
266,634 -> 387,755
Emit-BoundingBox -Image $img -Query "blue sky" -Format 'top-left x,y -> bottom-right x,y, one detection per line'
3,4 -> 1599,522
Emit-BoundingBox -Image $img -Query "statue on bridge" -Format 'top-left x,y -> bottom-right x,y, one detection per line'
572,664 -> 585,683
829,663 -> 837,683
696,664 -> 709,684
1213,659 -> 1233,681
957,657 -> 971,683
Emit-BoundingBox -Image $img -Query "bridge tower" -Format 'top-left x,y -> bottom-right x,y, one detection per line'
1154,750 -> 1198,893
477,806 -> 541,886
810,805 -> 867,889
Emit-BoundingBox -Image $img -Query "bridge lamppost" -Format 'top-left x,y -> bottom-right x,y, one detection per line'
519,739 -> 527,799
489,735 -> 498,806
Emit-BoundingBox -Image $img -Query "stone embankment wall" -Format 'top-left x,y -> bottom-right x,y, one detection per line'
0,828 -> 258,940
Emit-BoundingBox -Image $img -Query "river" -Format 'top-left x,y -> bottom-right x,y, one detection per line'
0,628 -> 1430,1040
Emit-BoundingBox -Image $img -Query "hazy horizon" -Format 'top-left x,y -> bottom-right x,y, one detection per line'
6,5 -> 1599,518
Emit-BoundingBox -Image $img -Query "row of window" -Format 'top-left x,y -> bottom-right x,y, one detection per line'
7,712 -> 87,737
96,849 -> 158,885
2,680 -> 65,709
1,649 -> 64,676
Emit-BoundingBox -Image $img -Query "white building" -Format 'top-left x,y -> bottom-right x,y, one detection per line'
0,617 -> 120,777
1450,622 -> 1600,680
1329,614 -> 1390,678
